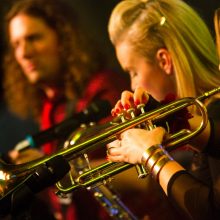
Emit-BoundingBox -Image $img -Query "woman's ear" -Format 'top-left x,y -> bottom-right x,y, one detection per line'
156,48 -> 173,75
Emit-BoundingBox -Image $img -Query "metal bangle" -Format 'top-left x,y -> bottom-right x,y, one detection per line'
141,144 -> 162,166
145,149 -> 164,172
152,156 -> 173,182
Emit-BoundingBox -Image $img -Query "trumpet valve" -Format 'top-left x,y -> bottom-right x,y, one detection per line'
137,103 -> 146,114
127,107 -> 136,118
118,112 -> 126,123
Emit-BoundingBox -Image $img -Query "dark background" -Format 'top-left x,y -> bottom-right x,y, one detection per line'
0,0 -> 219,153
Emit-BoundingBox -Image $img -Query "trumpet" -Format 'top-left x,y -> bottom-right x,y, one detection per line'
0,87 -> 220,199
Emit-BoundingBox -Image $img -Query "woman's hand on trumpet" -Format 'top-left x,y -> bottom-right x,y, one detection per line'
107,127 -> 166,164
111,87 -> 149,117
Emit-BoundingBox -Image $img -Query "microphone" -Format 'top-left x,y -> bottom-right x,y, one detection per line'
0,155 -> 70,216
14,99 -> 112,152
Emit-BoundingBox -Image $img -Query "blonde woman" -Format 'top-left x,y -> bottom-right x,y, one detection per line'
107,0 -> 220,219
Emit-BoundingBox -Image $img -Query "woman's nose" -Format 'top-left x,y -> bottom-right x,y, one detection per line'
131,81 -> 136,92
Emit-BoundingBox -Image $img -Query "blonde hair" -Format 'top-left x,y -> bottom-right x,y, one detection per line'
108,0 -> 220,98
214,8 -> 220,70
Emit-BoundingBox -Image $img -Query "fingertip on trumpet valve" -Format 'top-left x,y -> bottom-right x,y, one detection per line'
124,103 -> 130,110
111,109 -> 117,117
134,99 -> 140,106
115,108 -> 121,114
